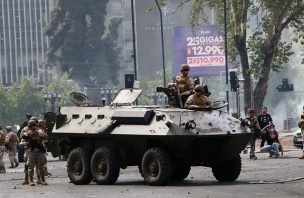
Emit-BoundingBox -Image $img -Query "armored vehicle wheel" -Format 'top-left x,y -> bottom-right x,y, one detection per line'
90,147 -> 120,185
172,164 -> 191,181
212,154 -> 241,182
67,147 -> 92,185
141,147 -> 172,186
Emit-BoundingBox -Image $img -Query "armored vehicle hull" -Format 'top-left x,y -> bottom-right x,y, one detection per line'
50,89 -> 251,185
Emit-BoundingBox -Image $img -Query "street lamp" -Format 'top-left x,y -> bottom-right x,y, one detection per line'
44,92 -> 61,112
155,0 -> 166,87
223,0 -> 229,113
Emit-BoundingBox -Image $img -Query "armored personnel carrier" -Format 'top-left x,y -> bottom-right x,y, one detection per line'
49,89 -> 251,186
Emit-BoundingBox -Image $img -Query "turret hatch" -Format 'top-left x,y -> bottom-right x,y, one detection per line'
111,89 -> 142,106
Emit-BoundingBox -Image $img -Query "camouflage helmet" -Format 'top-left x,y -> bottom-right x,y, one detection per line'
180,64 -> 190,72
5,126 -> 12,131
247,108 -> 255,114
30,116 -> 38,123
194,85 -> 204,93
28,119 -> 37,126
38,119 -> 46,126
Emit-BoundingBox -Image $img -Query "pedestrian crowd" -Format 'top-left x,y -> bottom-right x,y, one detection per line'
0,115 -> 52,186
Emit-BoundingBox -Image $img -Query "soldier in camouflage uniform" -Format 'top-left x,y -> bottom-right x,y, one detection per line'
184,85 -> 212,109
20,119 -> 47,185
245,109 -> 261,160
5,126 -> 19,168
37,119 -> 52,176
168,64 -> 194,106
0,126 -> 6,173
298,114 -> 304,159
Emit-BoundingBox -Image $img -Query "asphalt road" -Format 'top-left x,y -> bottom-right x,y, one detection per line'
1,133 -> 303,198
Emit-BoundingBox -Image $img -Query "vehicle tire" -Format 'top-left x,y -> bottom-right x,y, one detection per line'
67,147 -> 92,185
141,147 -> 172,186
212,154 -> 241,182
171,164 -> 191,181
90,147 -> 120,185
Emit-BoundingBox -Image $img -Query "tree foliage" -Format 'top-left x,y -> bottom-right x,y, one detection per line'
188,0 -> 304,114
0,76 -> 80,126
45,0 -> 122,87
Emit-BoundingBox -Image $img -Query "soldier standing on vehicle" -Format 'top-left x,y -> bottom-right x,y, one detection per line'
20,119 -> 47,186
5,126 -> 19,168
257,107 -> 273,147
0,126 -> 6,173
168,64 -> 194,107
184,85 -> 212,109
298,114 -> 304,159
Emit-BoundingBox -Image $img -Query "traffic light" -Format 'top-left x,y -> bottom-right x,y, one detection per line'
229,71 -> 238,92
125,74 -> 134,88
277,78 -> 294,92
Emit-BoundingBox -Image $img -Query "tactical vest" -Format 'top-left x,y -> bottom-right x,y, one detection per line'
176,76 -> 189,93
28,129 -> 41,143
7,132 -> 18,143
192,95 -> 206,106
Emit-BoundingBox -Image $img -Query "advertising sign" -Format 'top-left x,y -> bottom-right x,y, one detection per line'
173,25 -> 228,76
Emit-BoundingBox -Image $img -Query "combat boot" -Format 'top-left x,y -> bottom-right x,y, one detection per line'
22,175 -> 29,185
40,176 -> 47,185
9,162 -> 15,168
29,176 -> 35,186
36,176 -> 42,185
14,160 -> 19,168
298,153 -> 304,159
0,165 -> 6,173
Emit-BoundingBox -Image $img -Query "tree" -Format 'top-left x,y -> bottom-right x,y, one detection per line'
0,76 -> 81,126
8,78 -> 45,125
43,73 -> 81,108
188,0 -> 304,114
45,0 -> 122,89
0,84 -> 11,126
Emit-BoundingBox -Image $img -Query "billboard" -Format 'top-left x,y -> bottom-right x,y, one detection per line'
173,25 -> 228,76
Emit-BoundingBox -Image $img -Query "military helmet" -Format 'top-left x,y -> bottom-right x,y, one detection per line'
194,85 -> 204,93
5,126 -> 12,131
180,64 -> 190,72
38,119 -> 46,126
28,119 -> 37,126
248,108 -> 255,114
30,116 -> 38,123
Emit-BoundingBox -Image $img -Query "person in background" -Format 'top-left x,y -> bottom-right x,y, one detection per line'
260,124 -> 283,158
37,120 -> 52,176
0,126 -> 6,173
17,114 -> 32,162
297,114 -> 304,159
257,107 -> 273,147
5,126 -> 19,168
245,109 -> 260,160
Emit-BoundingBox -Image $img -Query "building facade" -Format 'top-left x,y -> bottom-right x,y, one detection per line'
0,0 -> 55,87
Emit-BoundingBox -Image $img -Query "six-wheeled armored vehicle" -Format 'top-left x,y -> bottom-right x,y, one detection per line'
49,89 -> 251,186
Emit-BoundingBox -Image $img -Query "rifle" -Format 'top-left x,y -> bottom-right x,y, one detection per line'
172,76 -> 183,108
21,135 -> 46,153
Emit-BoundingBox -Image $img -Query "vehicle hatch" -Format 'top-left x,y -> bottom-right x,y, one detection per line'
111,89 -> 142,106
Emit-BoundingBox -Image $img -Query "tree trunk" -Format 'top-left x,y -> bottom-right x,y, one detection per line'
253,46 -> 277,113
235,36 -> 251,114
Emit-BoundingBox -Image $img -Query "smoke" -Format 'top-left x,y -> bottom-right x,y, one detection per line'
268,42 -> 304,130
